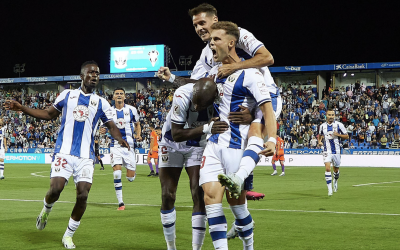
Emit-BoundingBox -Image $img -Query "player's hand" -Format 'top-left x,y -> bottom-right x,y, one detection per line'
157,67 -> 172,81
118,139 -> 130,151
4,100 -> 23,111
217,63 -> 239,78
318,141 -> 323,147
259,142 -> 275,157
135,135 -> 142,141
209,117 -> 229,134
333,132 -> 340,137
99,127 -> 107,135
228,105 -> 253,124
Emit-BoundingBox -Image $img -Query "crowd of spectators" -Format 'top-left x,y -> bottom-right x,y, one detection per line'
1,80 -> 399,151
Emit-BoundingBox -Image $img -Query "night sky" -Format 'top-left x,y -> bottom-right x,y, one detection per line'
1,0 -> 398,78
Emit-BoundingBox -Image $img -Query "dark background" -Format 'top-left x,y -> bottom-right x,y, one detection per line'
0,0 -> 398,77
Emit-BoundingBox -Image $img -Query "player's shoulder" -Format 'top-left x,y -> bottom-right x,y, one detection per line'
125,104 -> 138,112
243,68 -> 264,82
175,83 -> 194,97
209,64 -> 220,75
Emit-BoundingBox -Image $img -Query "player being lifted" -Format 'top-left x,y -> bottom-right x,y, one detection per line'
0,119 -> 7,180
147,125 -> 160,177
4,61 -> 129,249
271,136 -> 285,176
157,3 -> 279,200
195,21 -> 276,250
318,109 -> 348,196
100,87 -> 141,210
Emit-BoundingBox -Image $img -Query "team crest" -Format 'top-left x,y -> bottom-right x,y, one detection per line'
148,50 -> 159,67
228,75 -> 237,82
73,105 -> 90,122
113,51 -> 129,69
124,113 -> 129,116
116,118 -> 126,129
90,100 -> 97,106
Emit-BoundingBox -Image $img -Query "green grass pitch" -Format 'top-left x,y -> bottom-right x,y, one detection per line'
0,164 -> 399,249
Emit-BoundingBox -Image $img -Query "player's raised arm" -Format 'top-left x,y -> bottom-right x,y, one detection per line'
104,121 -> 130,150
4,100 -> 60,120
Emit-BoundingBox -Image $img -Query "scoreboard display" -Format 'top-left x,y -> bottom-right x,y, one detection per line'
110,44 -> 165,73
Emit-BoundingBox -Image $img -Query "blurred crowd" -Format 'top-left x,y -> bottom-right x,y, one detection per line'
1,80 -> 399,151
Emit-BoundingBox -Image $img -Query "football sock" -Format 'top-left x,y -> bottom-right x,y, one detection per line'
64,217 -> 80,237
161,208 -> 176,250
0,162 -> 4,176
272,163 -> 276,171
148,162 -> 154,172
43,197 -> 55,213
156,162 -> 159,174
192,212 -> 207,250
99,159 -> 104,168
206,203 -> 228,250
230,204 -> 254,250
333,170 -> 340,180
236,136 -> 264,182
325,171 -> 332,193
113,170 -> 123,204
281,164 -> 285,172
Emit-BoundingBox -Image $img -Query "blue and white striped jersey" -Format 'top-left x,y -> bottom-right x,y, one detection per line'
209,66 -> 271,149
191,27 -> 279,95
53,89 -> 113,160
109,104 -> 140,148
161,83 -> 213,148
0,126 -> 6,150
319,121 -> 347,154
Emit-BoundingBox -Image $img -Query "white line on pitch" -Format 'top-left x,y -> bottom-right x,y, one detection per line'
353,181 -> 400,187
1,198 -> 398,216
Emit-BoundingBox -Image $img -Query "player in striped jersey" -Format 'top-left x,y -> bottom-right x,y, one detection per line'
318,109 -> 348,196
100,87 -> 141,210
271,136 -> 285,176
4,61 -> 129,249
0,120 -> 7,180
194,22 -> 276,250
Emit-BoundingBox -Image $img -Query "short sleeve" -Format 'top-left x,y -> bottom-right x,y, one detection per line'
244,69 -> 271,106
319,125 -> 323,135
130,106 -> 140,122
338,123 -> 347,134
100,99 -> 113,124
236,27 -> 265,57
170,88 -> 190,125
52,90 -> 70,112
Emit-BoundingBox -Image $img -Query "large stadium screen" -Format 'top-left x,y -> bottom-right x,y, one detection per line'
110,44 -> 165,73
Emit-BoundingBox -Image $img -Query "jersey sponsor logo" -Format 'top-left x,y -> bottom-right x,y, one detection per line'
116,118 -> 126,129
73,105 -> 90,122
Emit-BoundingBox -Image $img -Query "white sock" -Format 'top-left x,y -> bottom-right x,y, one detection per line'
206,203 -> 228,250
230,204 -> 254,250
325,171 -> 332,193
0,162 -> 4,176
64,217 -> 80,237
192,212 -> 207,250
113,170 -> 123,204
236,136 -> 264,181
43,197 -> 55,213
161,208 -> 176,250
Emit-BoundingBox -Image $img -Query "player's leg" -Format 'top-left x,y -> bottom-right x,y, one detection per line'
185,147 -> 207,250
332,155 -> 341,192
279,157 -> 285,176
154,157 -> 159,177
125,147 -> 137,183
98,155 -> 104,170
159,146 -> 184,250
201,143 -> 228,250
271,157 -> 278,176
0,158 -> 5,179
62,158 -> 94,249
323,154 -> 333,196
147,153 -> 155,176
37,154 -> 70,231
111,148 -> 125,209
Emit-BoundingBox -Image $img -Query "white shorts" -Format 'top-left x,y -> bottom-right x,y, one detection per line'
50,153 -> 94,184
158,144 -> 204,168
253,95 -> 282,124
323,152 -> 341,167
110,147 -> 136,171
200,141 -> 244,186
0,149 -> 5,159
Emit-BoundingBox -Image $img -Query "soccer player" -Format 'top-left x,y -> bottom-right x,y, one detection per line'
4,61 -> 129,249
147,125 -> 159,177
195,22 -> 276,250
0,119 -> 7,180
271,136 -> 285,176
157,3 -> 279,199
100,87 -> 141,210
318,109 -> 348,196
94,136 -> 104,170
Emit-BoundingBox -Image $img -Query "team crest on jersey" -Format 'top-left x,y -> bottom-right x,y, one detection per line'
148,50 -> 159,67
124,112 -> 129,116
73,105 -> 90,122
227,75 -> 237,82
116,118 -> 126,129
90,100 -> 97,106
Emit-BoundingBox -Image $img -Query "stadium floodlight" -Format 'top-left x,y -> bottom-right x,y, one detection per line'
179,55 -> 193,70
14,63 -> 26,77
351,73 -> 354,76
343,73 -> 347,77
